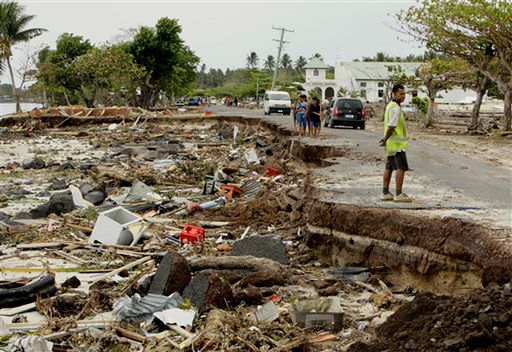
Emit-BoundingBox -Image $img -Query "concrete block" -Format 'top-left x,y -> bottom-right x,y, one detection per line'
231,235 -> 288,264
182,273 -> 233,314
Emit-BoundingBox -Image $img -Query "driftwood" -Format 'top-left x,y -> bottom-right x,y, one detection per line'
190,255 -> 284,273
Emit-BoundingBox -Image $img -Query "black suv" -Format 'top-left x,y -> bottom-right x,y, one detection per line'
327,98 -> 366,129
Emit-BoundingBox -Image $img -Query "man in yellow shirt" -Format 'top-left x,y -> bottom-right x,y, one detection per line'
379,84 -> 413,202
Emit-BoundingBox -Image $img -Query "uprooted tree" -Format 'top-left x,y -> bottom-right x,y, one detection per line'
397,0 -> 512,131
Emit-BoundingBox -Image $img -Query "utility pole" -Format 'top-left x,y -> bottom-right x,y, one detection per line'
271,26 -> 293,91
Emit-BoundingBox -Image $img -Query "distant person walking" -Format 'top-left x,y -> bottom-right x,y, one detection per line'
296,94 -> 308,136
307,97 -> 322,137
379,84 -> 412,202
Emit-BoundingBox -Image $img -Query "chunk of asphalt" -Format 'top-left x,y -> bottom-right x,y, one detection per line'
148,251 -> 191,296
182,272 -> 233,314
231,235 -> 288,265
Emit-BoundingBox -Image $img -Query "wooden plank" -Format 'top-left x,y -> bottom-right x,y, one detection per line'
87,256 -> 152,283
0,302 -> 36,316
16,242 -> 64,250
116,327 -> 147,343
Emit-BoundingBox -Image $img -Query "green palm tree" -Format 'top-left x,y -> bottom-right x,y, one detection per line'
281,53 -> 292,69
263,55 -> 275,71
295,56 -> 307,71
0,1 -> 46,113
309,53 -> 323,60
246,51 -> 259,69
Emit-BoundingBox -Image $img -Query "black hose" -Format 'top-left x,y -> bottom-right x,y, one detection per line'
0,276 -> 57,308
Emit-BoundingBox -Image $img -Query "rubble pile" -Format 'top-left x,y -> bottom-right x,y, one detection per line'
2,113 -> 507,351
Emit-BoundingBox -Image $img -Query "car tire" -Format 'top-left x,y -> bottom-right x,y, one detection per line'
352,125 -> 358,129
360,123 -> 366,130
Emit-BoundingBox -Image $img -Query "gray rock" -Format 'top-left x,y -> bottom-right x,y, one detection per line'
79,184 -> 95,196
231,235 -> 288,265
22,157 -> 45,170
29,191 -> 75,218
49,180 -> 67,191
84,191 -> 105,205
57,162 -> 75,171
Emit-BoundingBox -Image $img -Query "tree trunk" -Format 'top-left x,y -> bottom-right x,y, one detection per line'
6,56 -> 21,113
63,91 -> 70,106
504,89 -> 511,131
470,77 -> 488,130
426,93 -> 436,127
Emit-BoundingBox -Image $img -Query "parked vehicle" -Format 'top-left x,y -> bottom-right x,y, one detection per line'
263,91 -> 291,115
327,98 -> 366,129
175,98 -> 184,107
209,96 -> 217,105
188,97 -> 200,106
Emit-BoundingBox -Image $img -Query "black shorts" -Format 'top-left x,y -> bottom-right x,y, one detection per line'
385,151 -> 409,171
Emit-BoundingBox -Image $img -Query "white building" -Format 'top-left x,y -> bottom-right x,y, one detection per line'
302,58 -> 482,104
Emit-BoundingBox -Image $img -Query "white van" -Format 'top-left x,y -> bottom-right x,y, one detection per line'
263,91 -> 291,115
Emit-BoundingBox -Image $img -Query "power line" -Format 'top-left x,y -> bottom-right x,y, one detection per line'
271,26 -> 293,91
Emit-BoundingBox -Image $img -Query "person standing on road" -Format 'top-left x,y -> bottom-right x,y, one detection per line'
306,97 -> 322,137
296,95 -> 308,136
379,84 -> 412,202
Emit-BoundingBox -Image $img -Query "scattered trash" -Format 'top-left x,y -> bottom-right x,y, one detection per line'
251,301 -> 280,324
154,308 -> 195,327
289,297 -> 344,332
8,335 -> 53,352
245,148 -> 260,164
113,293 -> 182,323
180,224 -> 205,245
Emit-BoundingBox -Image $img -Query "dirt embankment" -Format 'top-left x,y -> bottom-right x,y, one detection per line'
305,199 -> 512,270
349,284 -> 512,352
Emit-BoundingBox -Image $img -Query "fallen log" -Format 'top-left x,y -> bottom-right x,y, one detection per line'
190,255 -> 285,273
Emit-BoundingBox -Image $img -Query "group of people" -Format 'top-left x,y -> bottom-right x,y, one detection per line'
293,95 -> 324,137
221,97 -> 238,107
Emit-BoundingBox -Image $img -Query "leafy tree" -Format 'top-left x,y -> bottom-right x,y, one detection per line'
415,58 -> 473,126
263,55 -> 275,71
128,17 -> 199,107
0,1 -> 46,112
398,0 -> 512,130
37,33 -> 93,106
382,64 -> 416,103
281,53 -> 292,69
246,51 -> 259,69
72,45 -> 146,107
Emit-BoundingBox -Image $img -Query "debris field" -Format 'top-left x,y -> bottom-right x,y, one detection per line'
0,109 -> 510,352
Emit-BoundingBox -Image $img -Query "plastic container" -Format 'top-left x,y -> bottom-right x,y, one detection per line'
89,206 -> 142,246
